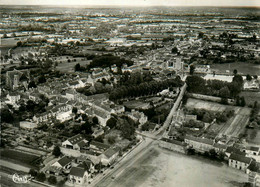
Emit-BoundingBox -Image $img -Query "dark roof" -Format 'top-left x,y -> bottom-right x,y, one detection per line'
90,141 -> 110,150
247,146 -> 259,152
19,73 -> 28,81
104,147 -> 120,158
213,143 -> 227,150
68,134 -> 84,145
226,147 -> 246,156
77,140 -> 87,148
229,153 -> 252,164
248,161 -> 260,173
57,156 -> 71,167
161,138 -> 186,146
70,167 -> 86,178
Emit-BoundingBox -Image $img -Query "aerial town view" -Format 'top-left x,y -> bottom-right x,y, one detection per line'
0,0 -> 259,187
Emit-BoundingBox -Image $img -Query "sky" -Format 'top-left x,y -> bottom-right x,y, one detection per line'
0,0 -> 259,7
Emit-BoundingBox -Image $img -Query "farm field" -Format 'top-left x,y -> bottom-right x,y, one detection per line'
211,62 -> 260,75
0,149 -> 40,168
218,110 -> 250,138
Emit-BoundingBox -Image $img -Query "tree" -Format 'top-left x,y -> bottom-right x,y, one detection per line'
240,96 -> 246,107
108,136 -> 116,144
1,109 -> 14,123
209,149 -> 217,159
219,86 -> 230,98
29,169 -> 38,177
198,32 -> 204,39
52,145 -> 61,157
74,63 -> 81,71
106,117 -> 117,129
72,107 -> 78,114
171,47 -> 178,54
28,81 -> 37,88
233,69 -> 238,75
48,176 -> 57,185
246,74 -> 252,81
17,41 -> 22,47
186,75 -> 206,93
81,122 -> 93,134
36,172 -> 46,182
92,116 -> 99,124
189,65 -> 195,75
38,75 -> 46,84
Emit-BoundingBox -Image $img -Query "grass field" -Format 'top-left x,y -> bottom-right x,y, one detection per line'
56,58 -> 91,73
0,149 -> 40,168
246,129 -> 260,146
186,98 -> 251,140
239,91 -> 260,106
211,62 -> 260,75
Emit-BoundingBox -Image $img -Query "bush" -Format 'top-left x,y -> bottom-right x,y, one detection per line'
108,136 -> 116,144
36,172 -> 46,182
48,176 -> 57,185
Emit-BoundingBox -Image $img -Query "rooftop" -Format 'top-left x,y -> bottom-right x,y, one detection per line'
229,153 -> 252,164
70,167 -> 86,178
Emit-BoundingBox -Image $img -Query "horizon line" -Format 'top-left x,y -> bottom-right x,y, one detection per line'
0,4 -> 259,8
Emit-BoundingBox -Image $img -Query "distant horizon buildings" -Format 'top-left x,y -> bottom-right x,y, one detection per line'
0,0 -> 259,7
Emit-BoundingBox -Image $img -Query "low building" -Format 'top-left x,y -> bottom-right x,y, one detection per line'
213,143 -> 227,153
69,167 -> 88,185
228,153 -> 252,172
247,161 -> 260,187
92,128 -> 104,138
159,138 -> 187,153
62,134 -> 88,150
243,146 -> 260,156
52,156 -> 72,170
19,121 -> 37,129
101,147 -> 120,166
184,135 -> 214,153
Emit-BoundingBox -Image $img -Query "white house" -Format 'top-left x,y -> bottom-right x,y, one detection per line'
228,153 -> 252,172
243,146 -> 260,156
69,167 -> 88,185
6,93 -> 20,105
101,147 -> 120,166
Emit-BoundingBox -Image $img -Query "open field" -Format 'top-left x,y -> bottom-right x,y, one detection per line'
98,146 -> 248,187
0,149 -> 40,168
239,91 -> 260,106
56,58 -> 91,72
211,62 -> 260,75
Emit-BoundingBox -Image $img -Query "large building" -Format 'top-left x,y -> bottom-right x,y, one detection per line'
6,69 -> 29,90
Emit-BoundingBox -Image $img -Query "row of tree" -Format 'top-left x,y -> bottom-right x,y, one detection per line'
109,77 -> 183,100
186,75 -> 243,99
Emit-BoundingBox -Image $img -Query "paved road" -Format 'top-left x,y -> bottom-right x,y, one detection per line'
93,83 -> 187,187
90,137 -> 154,187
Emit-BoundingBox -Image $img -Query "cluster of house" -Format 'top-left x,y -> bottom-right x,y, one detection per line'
44,134 -> 120,185
159,134 -> 260,186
